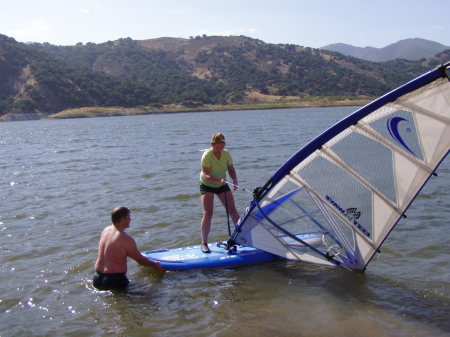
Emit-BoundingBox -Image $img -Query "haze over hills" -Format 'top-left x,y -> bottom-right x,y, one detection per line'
321,38 -> 450,62
1,33 -> 449,119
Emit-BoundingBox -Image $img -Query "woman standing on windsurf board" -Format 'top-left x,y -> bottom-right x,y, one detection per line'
199,133 -> 240,253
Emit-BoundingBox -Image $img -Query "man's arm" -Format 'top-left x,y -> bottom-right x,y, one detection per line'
126,237 -> 164,271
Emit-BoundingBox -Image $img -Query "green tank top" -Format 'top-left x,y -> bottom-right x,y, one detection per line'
199,149 -> 233,188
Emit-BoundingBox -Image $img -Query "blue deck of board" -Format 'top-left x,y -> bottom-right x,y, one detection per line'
142,242 -> 280,270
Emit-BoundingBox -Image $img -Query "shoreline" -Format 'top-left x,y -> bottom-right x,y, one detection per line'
46,98 -> 372,119
1,98 -> 372,121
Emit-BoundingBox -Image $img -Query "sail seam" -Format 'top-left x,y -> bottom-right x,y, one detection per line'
355,122 -> 434,174
319,145 -> 404,215
398,101 -> 450,124
310,192 -> 355,253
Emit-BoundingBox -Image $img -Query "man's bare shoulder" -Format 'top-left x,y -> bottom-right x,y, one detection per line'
101,225 -> 115,235
115,229 -> 136,246
101,224 -> 137,249
101,226 -> 129,241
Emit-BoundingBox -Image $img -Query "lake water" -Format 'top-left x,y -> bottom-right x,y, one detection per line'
0,107 -> 448,337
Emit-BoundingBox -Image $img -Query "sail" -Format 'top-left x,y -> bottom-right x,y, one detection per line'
229,62 -> 450,271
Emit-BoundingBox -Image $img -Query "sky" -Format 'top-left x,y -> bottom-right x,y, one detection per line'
1,0 -> 450,49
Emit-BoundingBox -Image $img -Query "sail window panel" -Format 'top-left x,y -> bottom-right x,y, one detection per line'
240,212 -> 330,264
369,109 -> 424,161
320,203 -> 358,251
259,179 -> 331,236
244,222 -> 294,258
280,234 -> 337,266
299,155 -> 373,238
294,205 -> 359,268
330,131 -> 397,203
265,174 -> 295,201
236,211 -> 291,255
235,215 -> 260,247
256,178 -> 360,262
415,113 -> 449,165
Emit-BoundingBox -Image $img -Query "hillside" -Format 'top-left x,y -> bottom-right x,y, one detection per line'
0,35 -> 156,116
322,38 -> 450,62
0,34 -> 447,119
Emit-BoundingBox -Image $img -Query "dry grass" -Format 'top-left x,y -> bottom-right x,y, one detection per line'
46,96 -> 372,120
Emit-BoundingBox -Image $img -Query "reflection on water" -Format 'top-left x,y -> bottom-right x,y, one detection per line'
0,107 -> 448,337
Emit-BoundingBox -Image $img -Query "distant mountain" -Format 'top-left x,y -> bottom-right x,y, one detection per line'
322,38 -> 450,62
1,33 -> 447,118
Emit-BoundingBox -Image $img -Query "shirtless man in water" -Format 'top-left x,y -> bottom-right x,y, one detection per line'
93,206 -> 163,291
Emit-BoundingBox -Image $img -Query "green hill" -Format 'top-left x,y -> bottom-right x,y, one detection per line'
1,34 -> 447,119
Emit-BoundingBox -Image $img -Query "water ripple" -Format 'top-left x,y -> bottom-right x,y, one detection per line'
0,108 -> 448,337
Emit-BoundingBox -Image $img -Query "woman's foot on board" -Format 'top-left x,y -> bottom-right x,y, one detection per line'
201,243 -> 211,253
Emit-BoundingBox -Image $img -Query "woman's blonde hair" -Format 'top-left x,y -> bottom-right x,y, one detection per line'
210,133 -> 225,144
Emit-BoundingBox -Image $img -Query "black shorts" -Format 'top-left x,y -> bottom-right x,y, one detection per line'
200,183 -> 230,195
93,271 -> 130,291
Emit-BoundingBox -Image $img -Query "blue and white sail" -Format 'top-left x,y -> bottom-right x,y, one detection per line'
229,62 -> 450,271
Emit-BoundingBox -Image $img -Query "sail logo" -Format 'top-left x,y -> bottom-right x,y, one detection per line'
325,195 -> 370,237
345,208 -> 361,220
387,117 -> 416,156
